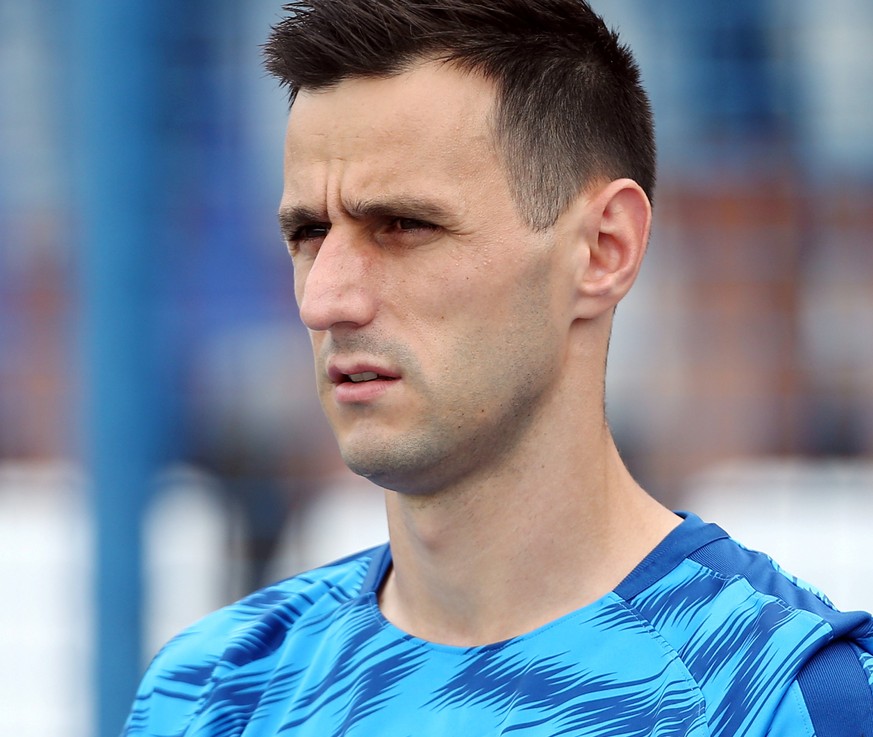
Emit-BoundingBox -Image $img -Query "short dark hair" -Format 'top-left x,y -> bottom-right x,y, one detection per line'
264,0 -> 655,229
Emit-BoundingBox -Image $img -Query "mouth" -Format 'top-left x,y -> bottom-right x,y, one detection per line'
337,371 -> 398,384
346,371 -> 382,383
328,362 -> 400,386
329,364 -> 400,404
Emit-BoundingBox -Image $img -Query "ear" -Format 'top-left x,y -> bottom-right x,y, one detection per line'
569,178 -> 651,320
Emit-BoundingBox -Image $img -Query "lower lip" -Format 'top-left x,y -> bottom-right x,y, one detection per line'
333,378 -> 397,404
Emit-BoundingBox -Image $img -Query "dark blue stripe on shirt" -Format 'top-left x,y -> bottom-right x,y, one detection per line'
798,640 -> 873,737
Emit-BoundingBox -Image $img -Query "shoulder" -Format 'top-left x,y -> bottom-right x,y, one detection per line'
683,529 -> 873,649
624,514 -> 873,646
617,514 -> 873,733
163,544 -> 384,658
123,545 -> 389,734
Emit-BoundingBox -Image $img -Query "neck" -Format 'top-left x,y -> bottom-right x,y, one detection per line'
378,423 -> 680,647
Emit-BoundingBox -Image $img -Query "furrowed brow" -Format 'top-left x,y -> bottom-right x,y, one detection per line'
278,196 -> 456,239
346,196 -> 454,224
277,205 -> 327,239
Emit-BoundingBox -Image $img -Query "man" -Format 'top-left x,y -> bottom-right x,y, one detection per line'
124,1 -> 873,734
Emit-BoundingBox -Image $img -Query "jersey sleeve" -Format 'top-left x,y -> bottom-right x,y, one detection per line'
768,640 -> 873,736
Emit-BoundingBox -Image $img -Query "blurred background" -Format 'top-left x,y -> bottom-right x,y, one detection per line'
1,1 -> 871,735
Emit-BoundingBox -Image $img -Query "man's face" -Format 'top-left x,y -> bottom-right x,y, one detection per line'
280,61 -> 577,494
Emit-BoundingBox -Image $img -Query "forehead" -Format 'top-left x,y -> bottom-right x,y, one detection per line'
282,62 -> 505,206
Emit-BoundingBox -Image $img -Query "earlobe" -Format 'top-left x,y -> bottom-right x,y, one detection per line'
572,178 -> 651,319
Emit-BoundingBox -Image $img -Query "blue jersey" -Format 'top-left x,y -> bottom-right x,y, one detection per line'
124,513 -> 873,736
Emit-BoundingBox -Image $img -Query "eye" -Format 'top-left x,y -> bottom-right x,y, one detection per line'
391,217 -> 436,232
285,223 -> 330,257
375,217 -> 441,250
291,223 -> 330,241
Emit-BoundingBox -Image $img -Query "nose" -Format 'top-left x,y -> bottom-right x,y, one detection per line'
296,229 -> 378,332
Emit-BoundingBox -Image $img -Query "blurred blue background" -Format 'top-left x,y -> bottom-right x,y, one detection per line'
1,1 -> 872,735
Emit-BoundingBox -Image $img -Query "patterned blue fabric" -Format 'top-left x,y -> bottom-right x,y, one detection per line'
123,513 -> 873,736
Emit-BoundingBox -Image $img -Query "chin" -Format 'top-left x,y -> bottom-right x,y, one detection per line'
339,445 -> 442,495
336,420 -> 480,494
341,451 -> 407,490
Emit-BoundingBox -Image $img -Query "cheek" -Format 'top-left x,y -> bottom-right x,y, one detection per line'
293,265 -> 305,305
293,267 -> 308,305
441,273 -> 558,372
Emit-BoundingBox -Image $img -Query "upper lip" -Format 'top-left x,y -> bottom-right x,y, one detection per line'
327,360 -> 400,384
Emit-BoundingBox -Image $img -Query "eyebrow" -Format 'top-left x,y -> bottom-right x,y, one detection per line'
345,196 -> 455,224
277,195 -> 456,238
277,205 -> 327,240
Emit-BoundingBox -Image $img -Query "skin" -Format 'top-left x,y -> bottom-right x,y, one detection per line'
280,60 -> 680,646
